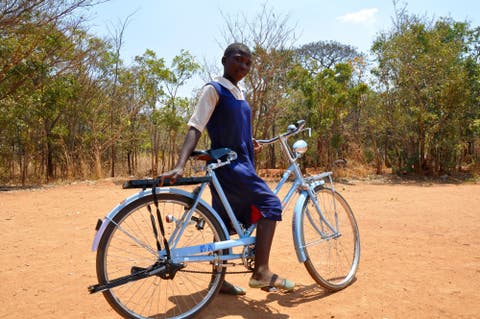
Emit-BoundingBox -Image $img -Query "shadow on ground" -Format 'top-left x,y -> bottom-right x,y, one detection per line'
205,283 -> 333,319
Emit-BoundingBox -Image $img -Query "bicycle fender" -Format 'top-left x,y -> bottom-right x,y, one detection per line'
91,187 -> 230,251
292,189 -> 309,263
292,181 -> 324,263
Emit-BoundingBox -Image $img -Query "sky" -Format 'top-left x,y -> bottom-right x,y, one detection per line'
84,0 -> 480,96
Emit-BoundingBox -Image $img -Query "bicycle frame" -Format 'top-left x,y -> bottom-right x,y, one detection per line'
91,121 -> 340,266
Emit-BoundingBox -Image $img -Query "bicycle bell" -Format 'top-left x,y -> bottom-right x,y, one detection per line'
292,139 -> 308,155
287,124 -> 297,132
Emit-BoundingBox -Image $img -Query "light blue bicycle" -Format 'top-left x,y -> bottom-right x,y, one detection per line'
88,120 -> 360,319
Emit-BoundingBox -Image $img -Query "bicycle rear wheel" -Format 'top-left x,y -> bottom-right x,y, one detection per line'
300,185 -> 360,291
96,192 -> 227,319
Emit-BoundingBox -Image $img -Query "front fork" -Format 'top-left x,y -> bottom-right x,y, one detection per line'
292,181 -> 340,263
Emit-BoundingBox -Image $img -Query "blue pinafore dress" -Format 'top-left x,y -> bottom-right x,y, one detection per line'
206,82 -> 282,230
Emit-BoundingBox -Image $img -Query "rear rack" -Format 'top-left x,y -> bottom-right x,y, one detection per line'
123,176 -> 212,189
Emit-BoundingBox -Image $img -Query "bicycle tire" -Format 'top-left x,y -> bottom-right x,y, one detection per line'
96,192 -> 228,319
300,185 -> 360,291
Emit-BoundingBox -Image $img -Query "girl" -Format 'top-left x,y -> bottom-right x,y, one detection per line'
160,43 -> 294,294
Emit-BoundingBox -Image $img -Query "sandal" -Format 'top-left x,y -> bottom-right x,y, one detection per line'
248,274 -> 295,292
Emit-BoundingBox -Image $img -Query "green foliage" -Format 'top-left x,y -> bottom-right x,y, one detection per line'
1,1 -> 479,183
371,9 -> 479,175
284,55 -> 369,168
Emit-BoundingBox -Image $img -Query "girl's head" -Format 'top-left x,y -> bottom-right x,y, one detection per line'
222,43 -> 252,85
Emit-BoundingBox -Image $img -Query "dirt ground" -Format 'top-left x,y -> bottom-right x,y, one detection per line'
1,178 -> 479,319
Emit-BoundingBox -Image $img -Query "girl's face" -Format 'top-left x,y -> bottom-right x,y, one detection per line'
222,50 -> 252,85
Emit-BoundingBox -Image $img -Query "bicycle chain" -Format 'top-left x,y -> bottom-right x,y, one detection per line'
179,268 -> 253,274
178,246 -> 256,275
179,260 -> 254,275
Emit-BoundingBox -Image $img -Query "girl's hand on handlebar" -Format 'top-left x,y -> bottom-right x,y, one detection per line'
253,139 -> 262,153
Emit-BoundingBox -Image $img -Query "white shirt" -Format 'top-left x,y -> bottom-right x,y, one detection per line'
188,76 -> 246,132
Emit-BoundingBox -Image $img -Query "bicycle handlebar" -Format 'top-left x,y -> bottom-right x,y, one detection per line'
256,120 -> 307,145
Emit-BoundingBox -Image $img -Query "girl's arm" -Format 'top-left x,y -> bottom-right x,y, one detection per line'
159,127 -> 201,184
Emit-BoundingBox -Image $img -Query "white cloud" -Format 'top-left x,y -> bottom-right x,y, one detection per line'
337,8 -> 379,24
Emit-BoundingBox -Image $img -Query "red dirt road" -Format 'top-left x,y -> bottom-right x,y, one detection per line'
1,179 -> 479,318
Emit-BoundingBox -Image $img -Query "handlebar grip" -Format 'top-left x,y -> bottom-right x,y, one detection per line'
296,119 -> 305,129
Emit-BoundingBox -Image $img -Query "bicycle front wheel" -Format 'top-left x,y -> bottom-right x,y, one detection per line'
300,185 -> 360,291
96,192 -> 228,319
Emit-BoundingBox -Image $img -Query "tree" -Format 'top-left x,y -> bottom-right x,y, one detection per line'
160,50 -> 200,171
0,0 -> 110,183
371,5 -> 477,174
0,0 -> 99,100
0,0 -> 200,183
133,49 -> 199,175
296,40 -> 363,70
285,59 -> 369,169
107,14 -> 131,178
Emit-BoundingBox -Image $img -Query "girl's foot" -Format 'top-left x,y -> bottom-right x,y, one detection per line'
248,274 -> 294,292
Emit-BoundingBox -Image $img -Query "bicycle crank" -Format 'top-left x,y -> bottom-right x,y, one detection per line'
88,261 -> 185,294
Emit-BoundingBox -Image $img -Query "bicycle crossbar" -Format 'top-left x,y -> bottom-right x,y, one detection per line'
170,237 -> 256,263
123,176 -> 212,189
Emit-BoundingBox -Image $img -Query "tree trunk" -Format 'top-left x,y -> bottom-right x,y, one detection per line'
20,153 -> 28,186
94,149 -> 102,178
110,143 -> 115,177
127,150 -> 132,175
368,125 -> 383,174
151,127 -> 159,176
44,125 -> 54,182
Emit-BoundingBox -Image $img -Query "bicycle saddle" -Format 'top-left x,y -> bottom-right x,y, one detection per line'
191,148 -> 234,161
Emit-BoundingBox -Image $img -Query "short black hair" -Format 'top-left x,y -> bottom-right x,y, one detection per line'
223,43 -> 251,58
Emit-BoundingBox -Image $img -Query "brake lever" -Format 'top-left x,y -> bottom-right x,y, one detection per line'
304,127 -> 312,137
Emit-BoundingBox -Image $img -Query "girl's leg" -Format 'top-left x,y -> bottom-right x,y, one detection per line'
252,217 -> 276,279
250,218 -> 294,291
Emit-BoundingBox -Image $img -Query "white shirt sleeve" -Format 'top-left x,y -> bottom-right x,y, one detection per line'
187,84 -> 219,132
